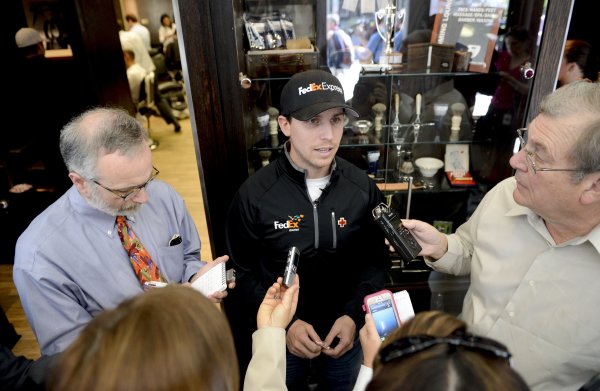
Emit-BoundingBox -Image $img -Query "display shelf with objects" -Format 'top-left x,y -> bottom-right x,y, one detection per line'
175,0 -> 575,264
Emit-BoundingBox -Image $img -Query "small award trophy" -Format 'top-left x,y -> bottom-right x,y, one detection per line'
375,2 -> 403,68
371,103 -> 386,134
449,103 -> 466,142
267,106 -> 280,147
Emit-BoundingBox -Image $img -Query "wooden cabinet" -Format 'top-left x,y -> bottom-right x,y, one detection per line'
174,0 -> 574,258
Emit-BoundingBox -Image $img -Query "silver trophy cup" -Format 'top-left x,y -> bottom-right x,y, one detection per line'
375,2 -> 404,66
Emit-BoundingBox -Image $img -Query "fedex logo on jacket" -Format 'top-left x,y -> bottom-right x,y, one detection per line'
274,214 -> 304,232
298,82 -> 343,96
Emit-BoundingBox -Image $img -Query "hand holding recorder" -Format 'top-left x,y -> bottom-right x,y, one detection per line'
398,219 -> 449,261
257,276 -> 299,329
282,246 -> 326,359
372,204 -> 422,262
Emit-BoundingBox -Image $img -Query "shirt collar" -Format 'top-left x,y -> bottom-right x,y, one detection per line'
67,186 -> 132,236
283,140 -> 337,177
505,201 -> 600,251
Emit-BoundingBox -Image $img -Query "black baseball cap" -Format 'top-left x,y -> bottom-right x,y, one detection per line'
280,69 -> 359,121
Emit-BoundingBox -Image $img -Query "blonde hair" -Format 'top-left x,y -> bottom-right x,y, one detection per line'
50,285 -> 239,391
368,311 -> 529,391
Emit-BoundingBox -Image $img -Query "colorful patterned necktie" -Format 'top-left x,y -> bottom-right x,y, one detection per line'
116,215 -> 166,285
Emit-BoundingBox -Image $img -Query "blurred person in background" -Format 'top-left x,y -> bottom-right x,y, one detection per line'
125,14 -> 151,51
558,40 -> 598,86
158,14 -> 177,50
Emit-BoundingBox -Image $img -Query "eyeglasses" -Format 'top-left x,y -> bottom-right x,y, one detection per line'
516,128 -> 581,174
92,166 -> 159,200
379,333 -> 512,364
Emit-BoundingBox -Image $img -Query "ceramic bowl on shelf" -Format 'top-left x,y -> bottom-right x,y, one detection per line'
415,157 -> 444,177
352,120 -> 372,135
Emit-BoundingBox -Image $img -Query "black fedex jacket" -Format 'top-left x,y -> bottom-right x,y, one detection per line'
226,149 -> 390,338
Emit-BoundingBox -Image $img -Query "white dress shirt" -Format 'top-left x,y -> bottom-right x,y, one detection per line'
426,177 -> 600,391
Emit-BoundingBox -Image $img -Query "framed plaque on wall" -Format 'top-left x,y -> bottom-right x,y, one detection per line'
430,0 -> 508,73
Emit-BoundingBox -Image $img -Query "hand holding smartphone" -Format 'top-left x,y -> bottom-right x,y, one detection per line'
363,289 -> 415,341
363,290 -> 401,341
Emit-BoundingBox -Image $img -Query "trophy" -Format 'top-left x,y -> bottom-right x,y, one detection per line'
267,106 -> 280,147
375,2 -> 403,67
449,103 -> 466,142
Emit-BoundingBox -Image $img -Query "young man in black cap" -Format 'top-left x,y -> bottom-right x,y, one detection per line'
225,69 -> 390,390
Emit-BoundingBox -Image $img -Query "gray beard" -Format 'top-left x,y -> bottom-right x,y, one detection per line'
87,186 -> 142,216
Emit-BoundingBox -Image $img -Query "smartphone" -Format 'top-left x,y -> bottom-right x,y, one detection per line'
393,290 -> 415,324
283,246 -> 300,287
363,289 -> 401,340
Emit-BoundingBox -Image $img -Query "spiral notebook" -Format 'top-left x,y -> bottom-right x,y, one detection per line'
191,262 -> 227,296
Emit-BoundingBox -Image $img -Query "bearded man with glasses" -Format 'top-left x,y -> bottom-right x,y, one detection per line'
13,107 -> 231,356
399,80 -> 600,390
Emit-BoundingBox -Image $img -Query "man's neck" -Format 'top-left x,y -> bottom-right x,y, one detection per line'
284,143 -> 334,179
545,214 -> 600,245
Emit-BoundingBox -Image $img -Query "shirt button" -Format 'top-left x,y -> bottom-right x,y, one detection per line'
108,230 -> 112,235
508,311 -> 515,317
529,280 -> 535,287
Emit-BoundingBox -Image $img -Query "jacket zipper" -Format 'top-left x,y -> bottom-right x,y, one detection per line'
330,209 -> 337,249
313,202 -> 319,248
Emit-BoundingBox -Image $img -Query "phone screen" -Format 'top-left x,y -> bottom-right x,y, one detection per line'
369,298 -> 400,339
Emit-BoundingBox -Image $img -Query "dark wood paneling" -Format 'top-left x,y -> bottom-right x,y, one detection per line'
67,0 -> 134,112
525,0 -> 575,123
174,0 -> 248,257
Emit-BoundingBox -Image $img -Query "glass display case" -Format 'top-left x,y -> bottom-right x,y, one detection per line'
175,0 -> 574,271
232,0 -> 548,234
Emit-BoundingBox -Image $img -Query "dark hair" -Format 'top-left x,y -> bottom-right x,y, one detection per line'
564,40 -> 598,81
505,27 -> 530,43
160,13 -> 171,25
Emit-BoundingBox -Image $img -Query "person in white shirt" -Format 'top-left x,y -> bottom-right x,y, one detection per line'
158,13 -> 181,71
158,14 -> 177,50
119,32 -> 181,132
123,49 -> 146,105
401,80 -> 600,390
119,30 -> 155,74
125,14 -> 151,51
